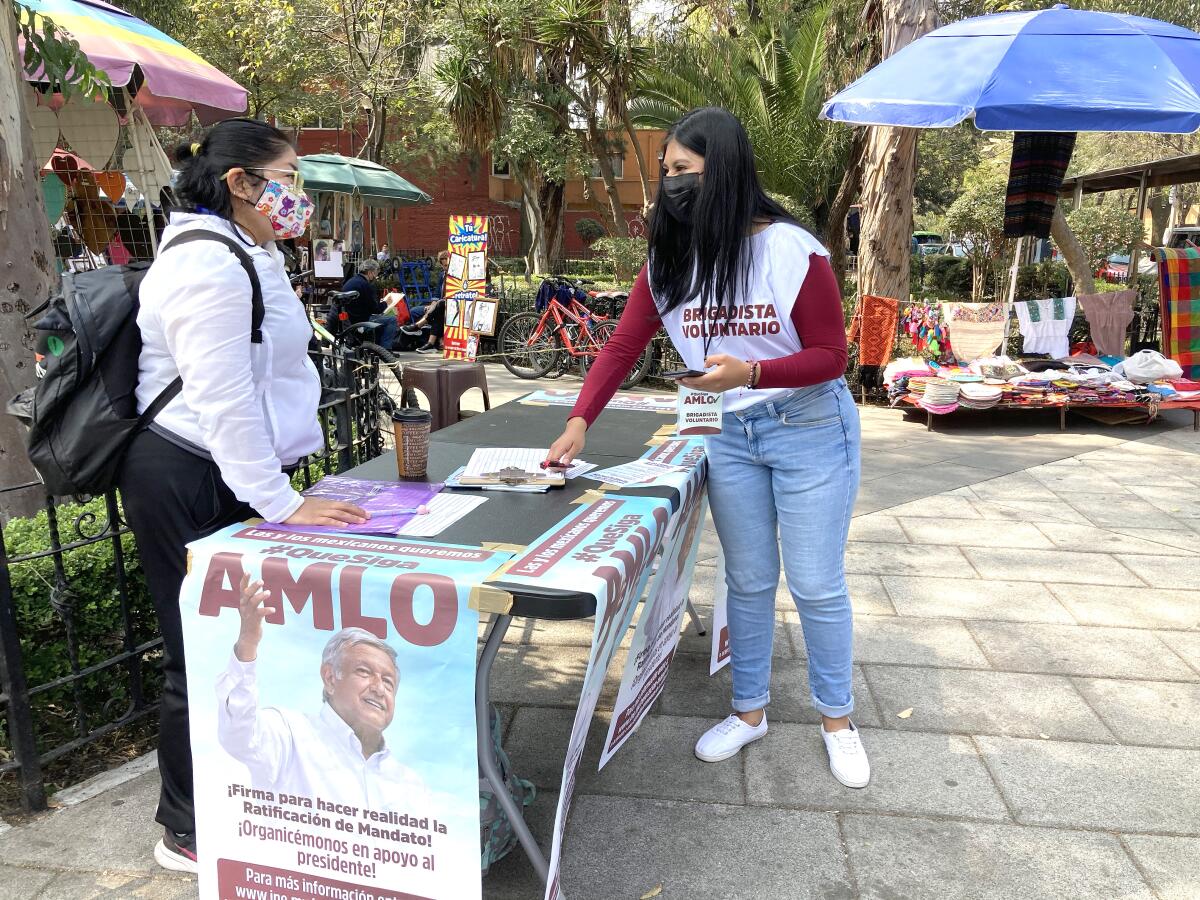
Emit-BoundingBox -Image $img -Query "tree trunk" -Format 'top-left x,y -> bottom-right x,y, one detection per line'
517,170 -> 550,275
1050,204 -> 1095,295
827,129 -> 867,288
1148,189 -> 1170,247
585,113 -> 628,238
619,106 -> 653,213
1,17 -> 54,520
541,180 -> 565,265
857,0 -> 935,303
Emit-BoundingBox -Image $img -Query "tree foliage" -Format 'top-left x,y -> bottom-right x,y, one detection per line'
13,0 -> 109,98
1065,201 -> 1145,271
944,160 -> 1008,299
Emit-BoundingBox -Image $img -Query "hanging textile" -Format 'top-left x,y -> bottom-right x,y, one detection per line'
1004,132 -> 1076,239
1077,290 -> 1136,358
941,302 -> 1006,364
1015,297 -> 1076,359
847,294 -> 900,367
901,302 -> 951,362
1151,247 -> 1200,380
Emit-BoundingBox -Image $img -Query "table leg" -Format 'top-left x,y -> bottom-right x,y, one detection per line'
477,614 -> 550,884
1060,406 -> 1066,431
1194,409 -> 1198,432
926,410 -> 933,431
685,598 -> 707,636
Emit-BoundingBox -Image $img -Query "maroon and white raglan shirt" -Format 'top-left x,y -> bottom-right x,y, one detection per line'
571,223 -> 848,425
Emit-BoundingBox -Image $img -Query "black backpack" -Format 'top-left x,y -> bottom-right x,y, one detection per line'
8,231 -> 264,496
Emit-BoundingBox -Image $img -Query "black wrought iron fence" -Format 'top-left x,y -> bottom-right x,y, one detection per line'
0,346 -> 387,814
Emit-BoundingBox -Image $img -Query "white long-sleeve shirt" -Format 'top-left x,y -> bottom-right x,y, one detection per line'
215,654 -> 430,812
135,213 -> 322,522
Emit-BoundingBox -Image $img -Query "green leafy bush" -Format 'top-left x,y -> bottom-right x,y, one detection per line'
575,218 -> 607,246
593,237 -> 649,281
924,255 -> 972,297
2,497 -> 159,754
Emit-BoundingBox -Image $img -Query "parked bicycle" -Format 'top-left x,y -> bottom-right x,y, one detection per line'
309,290 -> 416,446
497,277 -> 652,388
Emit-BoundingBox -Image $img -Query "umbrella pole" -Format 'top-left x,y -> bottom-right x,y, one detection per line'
127,105 -> 159,257
1003,234 -> 1024,352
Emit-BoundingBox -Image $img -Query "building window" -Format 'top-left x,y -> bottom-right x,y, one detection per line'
492,159 -> 511,178
590,153 -> 625,180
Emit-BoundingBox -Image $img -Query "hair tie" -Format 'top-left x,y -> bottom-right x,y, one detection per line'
191,142 -> 202,156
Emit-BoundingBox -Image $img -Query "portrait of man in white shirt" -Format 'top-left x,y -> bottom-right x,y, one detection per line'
215,577 -> 429,813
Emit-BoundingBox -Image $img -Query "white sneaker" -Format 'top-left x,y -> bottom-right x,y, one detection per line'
694,713 -> 768,762
821,720 -> 870,788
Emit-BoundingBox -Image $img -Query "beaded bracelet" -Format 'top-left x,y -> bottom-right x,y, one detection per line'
745,360 -> 759,390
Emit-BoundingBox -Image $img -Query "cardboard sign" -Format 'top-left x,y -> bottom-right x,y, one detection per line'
180,525 -> 511,900
442,216 -> 489,360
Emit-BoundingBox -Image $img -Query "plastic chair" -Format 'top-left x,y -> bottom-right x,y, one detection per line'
400,362 -> 451,431
439,361 -> 491,424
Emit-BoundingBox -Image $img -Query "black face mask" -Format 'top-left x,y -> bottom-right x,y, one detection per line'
659,172 -> 700,225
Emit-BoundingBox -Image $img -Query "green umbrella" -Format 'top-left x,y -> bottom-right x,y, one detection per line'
298,153 -> 432,207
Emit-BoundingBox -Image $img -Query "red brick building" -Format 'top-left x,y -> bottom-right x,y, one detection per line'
294,126 -> 664,257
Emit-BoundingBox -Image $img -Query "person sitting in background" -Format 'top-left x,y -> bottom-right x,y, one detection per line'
376,243 -> 390,263
402,250 -> 449,354
340,260 -> 396,349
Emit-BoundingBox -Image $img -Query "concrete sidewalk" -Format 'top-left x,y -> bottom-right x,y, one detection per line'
2,371 -> 1198,899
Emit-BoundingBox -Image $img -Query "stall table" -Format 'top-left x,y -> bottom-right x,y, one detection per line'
899,395 -> 1200,431
339,395 -> 703,885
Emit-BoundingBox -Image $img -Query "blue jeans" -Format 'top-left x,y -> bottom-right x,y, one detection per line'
705,380 -> 861,718
368,313 -> 397,349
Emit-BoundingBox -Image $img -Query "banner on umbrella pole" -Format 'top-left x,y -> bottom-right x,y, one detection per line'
179,524 -> 510,900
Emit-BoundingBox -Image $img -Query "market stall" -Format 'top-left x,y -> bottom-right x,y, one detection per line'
22,0 -> 248,268
823,5 -> 1200,429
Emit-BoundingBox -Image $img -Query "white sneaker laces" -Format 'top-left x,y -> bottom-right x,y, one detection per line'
716,716 -> 743,735
834,730 -> 862,755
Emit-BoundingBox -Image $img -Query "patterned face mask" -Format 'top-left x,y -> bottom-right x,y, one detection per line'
253,178 -> 314,240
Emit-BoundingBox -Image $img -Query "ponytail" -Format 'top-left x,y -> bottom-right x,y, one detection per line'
173,118 -> 293,219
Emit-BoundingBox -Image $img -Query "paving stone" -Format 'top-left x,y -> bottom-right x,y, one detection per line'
965,470 -> 1053,500
845,542 -> 977,578
746,727 -> 1010,821
657,652 -> 881,727
1036,522 -> 1199,557
1072,678 -> 1200,749
0,864 -> 57,898
1049,584 -> 1200,629
560,796 -> 852,900
494,615 -> 606,647
963,547 -> 1142,586
879,494 -> 982,519
975,736 -> 1200,833
33,871 -> 195,899
897,517 -> 1053,549
489,644 -> 625,707
882,576 -> 1074,624
967,497 -> 1091,525
0,772 -> 163,874
1125,483 -> 1200,518
1061,492 -> 1189,529
1027,465 -> 1132,495
823,616 -> 990,668
1116,554 -> 1200,590
1110,527 -> 1200,554
1120,835 -> 1200,900
847,574 -> 896,617
842,814 -> 1156,900
848,513 -> 908,544
864,665 -> 1112,741
1156,630 -> 1200,675
968,622 -> 1198,680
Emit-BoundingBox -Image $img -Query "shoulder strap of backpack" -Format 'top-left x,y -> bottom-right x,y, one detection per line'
159,230 -> 265,344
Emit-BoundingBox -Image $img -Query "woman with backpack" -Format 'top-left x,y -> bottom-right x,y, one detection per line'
546,107 -> 869,789
119,118 -> 369,873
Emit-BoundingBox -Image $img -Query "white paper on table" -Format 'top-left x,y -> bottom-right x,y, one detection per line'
462,447 -> 549,478
564,461 -> 597,479
395,493 -> 487,536
585,459 -> 685,486
447,252 -> 467,280
467,250 -> 487,280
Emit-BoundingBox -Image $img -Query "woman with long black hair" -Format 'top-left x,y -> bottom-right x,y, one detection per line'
547,107 -> 869,787
120,118 -> 369,872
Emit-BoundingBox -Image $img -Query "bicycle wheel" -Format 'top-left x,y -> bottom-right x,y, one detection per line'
579,321 -> 654,389
499,312 -> 559,378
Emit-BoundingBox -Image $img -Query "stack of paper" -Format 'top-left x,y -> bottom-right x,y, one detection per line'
585,460 -> 686,487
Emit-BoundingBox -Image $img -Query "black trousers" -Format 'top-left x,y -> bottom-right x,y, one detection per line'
119,430 -> 253,836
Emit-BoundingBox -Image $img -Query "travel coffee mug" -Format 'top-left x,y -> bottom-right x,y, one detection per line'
392,408 -> 432,479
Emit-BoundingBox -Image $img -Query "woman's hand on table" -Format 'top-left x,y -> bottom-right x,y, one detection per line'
283,497 -> 370,527
679,354 -> 752,393
546,417 -> 587,466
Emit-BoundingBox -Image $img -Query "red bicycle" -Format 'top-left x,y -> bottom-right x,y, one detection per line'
498,277 -> 651,388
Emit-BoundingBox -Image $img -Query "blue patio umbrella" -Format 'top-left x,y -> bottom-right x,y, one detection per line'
821,5 -> 1200,133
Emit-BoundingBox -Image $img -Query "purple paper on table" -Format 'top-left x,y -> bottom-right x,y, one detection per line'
272,476 -> 444,535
